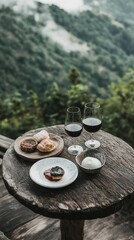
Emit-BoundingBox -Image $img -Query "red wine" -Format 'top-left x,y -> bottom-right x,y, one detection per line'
65,123 -> 83,137
82,117 -> 102,132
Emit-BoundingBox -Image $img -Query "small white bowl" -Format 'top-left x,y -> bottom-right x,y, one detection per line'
75,149 -> 106,174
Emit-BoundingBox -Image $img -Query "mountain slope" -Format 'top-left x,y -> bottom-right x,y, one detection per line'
84,0 -> 134,24
1,3 -> 134,98
0,7 -> 89,96
50,5 -> 134,73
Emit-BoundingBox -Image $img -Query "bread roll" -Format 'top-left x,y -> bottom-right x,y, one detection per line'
37,139 -> 56,153
33,130 -> 49,142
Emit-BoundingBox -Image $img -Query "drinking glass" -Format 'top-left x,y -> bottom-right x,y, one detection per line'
82,102 -> 102,149
65,106 -> 83,155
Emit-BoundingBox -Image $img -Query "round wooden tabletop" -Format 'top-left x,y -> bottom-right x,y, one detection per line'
2,125 -> 134,220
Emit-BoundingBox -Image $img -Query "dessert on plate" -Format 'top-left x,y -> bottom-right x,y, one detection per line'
37,139 -> 56,153
44,166 -> 65,181
20,138 -> 38,153
33,130 -> 49,142
20,130 -> 56,154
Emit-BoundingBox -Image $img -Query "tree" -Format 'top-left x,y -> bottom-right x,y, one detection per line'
68,67 -> 84,85
43,82 -> 68,125
102,69 -> 134,147
0,91 -> 42,138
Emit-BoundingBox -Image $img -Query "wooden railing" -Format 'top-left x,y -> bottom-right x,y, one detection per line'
0,135 -> 14,175
0,135 -> 13,240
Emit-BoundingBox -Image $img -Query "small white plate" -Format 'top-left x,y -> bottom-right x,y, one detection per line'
29,157 -> 78,188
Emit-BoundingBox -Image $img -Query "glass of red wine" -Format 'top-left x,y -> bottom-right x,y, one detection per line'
82,102 -> 102,149
65,106 -> 83,155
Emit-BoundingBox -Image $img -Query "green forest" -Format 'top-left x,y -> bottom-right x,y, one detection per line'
0,5 -> 134,147
85,0 -> 134,24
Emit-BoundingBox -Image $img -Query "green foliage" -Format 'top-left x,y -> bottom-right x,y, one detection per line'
0,91 -> 43,138
67,84 -> 89,109
0,5 -> 134,147
43,69 -> 90,125
85,0 -> 134,24
68,67 -> 84,85
43,82 -> 68,125
0,67 -> 90,137
50,5 -> 134,78
50,5 -> 132,52
1,5 -> 134,100
0,7 -> 72,96
0,64 -> 133,147
102,69 -> 134,147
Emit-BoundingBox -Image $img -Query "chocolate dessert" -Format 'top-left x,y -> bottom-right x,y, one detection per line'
20,138 -> 38,153
44,166 -> 65,181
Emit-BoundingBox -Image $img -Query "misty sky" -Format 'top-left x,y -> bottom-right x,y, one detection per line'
40,0 -> 90,12
0,0 -> 91,13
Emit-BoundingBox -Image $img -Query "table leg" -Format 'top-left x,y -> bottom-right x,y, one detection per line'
60,219 -> 84,240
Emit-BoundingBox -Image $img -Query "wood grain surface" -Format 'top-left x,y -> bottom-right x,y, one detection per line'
2,125 -> 134,220
0,134 -> 14,151
1,130 -> 134,240
1,170 -> 134,240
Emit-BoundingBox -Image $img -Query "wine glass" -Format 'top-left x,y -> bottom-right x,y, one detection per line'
82,102 -> 102,149
65,106 -> 83,155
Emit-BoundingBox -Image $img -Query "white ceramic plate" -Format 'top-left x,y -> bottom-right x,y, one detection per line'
29,157 -> 78,188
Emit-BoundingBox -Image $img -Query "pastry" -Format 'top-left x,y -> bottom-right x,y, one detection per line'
44,166 -> 65,181
20,138 -> 38,153
37,139 -> 56,153
50,166 -> 65,181
33,130 -> 49,142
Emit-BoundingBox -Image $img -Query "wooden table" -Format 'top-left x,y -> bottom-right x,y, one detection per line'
2,125 -> 134,240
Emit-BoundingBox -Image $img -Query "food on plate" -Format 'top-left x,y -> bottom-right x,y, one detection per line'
33,130 -> 49,142
44,166 -> 65,181
19,131 -> 56,155
50,166 -> 65,180
20,138 -> 38,153
37,139 -> 56,153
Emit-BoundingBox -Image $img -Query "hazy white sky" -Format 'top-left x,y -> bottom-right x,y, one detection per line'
39,0 -> 90,12
0,0 -> 90,13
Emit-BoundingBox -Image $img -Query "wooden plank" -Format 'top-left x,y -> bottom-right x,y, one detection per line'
0,173 -> 134,240
0,232 -> 10,240
0,157 -> 2,176
6,216 -> 60,240
0,134 -> 14,176
0,178 -> 8,198
0,135 -> 14,152
5,205 -> 134,240
84,211 -> 134,240
0,151 -> 4,158
0,194 -> 38,233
